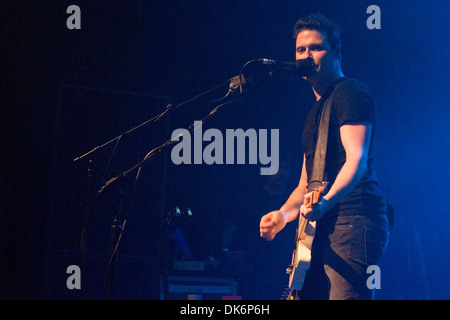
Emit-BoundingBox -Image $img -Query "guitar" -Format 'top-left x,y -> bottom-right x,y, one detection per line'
283,181 -> 328,300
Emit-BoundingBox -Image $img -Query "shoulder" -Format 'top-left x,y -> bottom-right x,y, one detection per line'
333,78 -> 375,106
335,78 -> 373,98
332,78 -> 376,126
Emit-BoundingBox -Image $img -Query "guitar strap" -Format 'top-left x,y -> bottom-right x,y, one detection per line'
285,78 -> 352,299
308,78 -> 348,192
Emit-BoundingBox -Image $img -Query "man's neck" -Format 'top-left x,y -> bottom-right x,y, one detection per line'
310,70 -> 344,101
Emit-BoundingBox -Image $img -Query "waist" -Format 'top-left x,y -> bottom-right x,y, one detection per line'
332,181 -> 387,216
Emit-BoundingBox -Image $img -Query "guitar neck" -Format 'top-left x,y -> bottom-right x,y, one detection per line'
298,182 -> 328,239
311,183 -> 327,205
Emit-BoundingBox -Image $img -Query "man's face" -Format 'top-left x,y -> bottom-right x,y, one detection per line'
295,29 -> 338,80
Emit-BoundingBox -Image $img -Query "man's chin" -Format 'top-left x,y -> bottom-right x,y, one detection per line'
302,71 -> 319,82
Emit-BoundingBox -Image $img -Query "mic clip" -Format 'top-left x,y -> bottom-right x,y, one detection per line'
228,74 -> 253,93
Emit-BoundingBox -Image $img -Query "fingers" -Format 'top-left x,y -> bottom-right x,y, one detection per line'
303,191 -> 312,208
260,213 -> 274,240
260,231 -> 275,241
259,214 -> 273,233
260,224 -> 275,240
259,211 -> 281,241
300,203 -> 312,220
300,191 -> 313,220
301,201 -> 321,221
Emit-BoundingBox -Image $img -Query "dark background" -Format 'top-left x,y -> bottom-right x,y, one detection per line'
1,0 -> 449,299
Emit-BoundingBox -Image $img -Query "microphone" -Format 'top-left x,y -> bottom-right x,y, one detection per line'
262,58 -> 315,76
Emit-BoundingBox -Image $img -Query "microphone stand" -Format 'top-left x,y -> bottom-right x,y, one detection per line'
97,71 -> 274,300
73,60 -> 276,300
97,71 -> 273,194
73,79 -> 231,300
104,187 -> 125,300
73,80 -> 230,163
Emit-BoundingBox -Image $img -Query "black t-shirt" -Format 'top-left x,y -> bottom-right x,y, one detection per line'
302,77 -> 387,216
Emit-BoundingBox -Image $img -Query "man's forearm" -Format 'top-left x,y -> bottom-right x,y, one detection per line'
322,158 -> 366,208
279,185 -> 307,223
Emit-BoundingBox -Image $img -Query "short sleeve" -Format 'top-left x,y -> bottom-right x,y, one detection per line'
332,79 -> 376,127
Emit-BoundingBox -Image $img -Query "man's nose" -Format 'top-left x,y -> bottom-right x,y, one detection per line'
297,49 -> 312,59
305,48 -> 314,58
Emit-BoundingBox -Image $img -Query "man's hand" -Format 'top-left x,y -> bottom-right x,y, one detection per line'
300,191 -> 329,221
260,210 -> 287,241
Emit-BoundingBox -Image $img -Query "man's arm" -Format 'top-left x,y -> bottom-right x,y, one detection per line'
301,123 -> 371,221
279,154 -> 309,222
260,154 -> 308,241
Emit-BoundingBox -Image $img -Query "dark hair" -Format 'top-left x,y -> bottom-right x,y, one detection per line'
293,13 -> 341,51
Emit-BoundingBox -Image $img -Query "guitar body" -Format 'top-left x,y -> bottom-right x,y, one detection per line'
284,181 -> 328,300
285,218 -> 316,299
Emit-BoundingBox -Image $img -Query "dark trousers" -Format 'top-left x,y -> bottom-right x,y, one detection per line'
298,214 -> 390,300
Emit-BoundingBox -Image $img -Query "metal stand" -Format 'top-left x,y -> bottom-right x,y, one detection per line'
72,59 -> 279,299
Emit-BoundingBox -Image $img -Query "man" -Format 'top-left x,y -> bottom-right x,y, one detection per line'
259,13 -> 390,300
